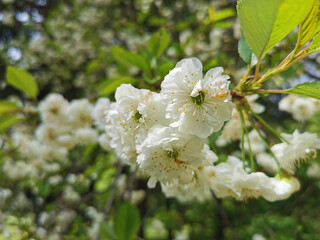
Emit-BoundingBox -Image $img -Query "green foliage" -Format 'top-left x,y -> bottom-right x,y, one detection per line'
0,114 -> 21,133
212,7 -> 236,22
94,168 -> 116,192
114,202 -> 141,240
6,66 -> 38,99
157,62 -> 174,78
0,100 -> 19,114
286,81 -> 320,100
147,28 -> 170,58
299,0 -> 320,46
37,181 -> 51,198
100,221 -> 118,240
2,1 -> 320,239
237,0 -> 314,58
309,31 -> 320,52
238,35 -> 253,65
99,77 -> 136,96
111,46 -> 150,72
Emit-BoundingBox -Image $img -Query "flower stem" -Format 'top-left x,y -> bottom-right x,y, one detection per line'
240,108 -> 255,171
245,110 -> 281,169
252,57 -> 262,83
238,107 -> 247,170
249,110 -> 290,144
253,89 -> 288,94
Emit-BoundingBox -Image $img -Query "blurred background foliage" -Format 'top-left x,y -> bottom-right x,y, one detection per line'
0,0 -> 320,239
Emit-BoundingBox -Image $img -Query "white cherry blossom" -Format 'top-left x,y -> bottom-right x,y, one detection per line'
161,58 -> 233,138
137,126 -> 217,188
262,176 -> 300,202
279,95 -> 320,122
74,127 -> 98,145
92,98 -> 110,129
38,93 -> 69,125
211,156 -> 299,201
271,130 -> 320,173
115,84 -> 168,142
105,102 -> 137,165
256,152 -> 279,174
161,165 -> 216,202
307,162 -> 320,179
68,99 -> 94,128
210,156 -> 270,201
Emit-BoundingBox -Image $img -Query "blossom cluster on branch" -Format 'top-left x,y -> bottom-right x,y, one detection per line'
102,58 -> 320,202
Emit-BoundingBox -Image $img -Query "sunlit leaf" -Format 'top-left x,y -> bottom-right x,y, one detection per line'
237,0 -> 314,58
86,60 -> 101,74
94,168 -> 116,192
110,47 -> 150,71
310,30 -> 320,51
208,7 -> 215,22
0,114 -> 21,133
157,61 -> 174,78
299,0 -> 319,46
147,28 -> 170,58
0,100 -> 20,114
99,77 -> 136,95
213,8 -> 235,22
286,81 -> 320,100
6,66 -> 38,99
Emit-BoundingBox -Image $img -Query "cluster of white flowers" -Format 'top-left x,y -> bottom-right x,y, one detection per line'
3,93 -> 109,180
103,58 -> 307,202
103,59 -> 230,193
279,95 -> 320,122
0,93 -> 114,239
2,58 -> 318,212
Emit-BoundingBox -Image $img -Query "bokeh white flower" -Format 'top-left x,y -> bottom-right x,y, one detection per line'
271,130 -> 320,173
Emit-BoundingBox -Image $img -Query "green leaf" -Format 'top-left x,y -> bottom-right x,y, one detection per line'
299,0 -> 319,46
208,7 -> 215,22
238,35 -> 258,66
157,62 -> 174,78
114,202 -> 140,240
213,8 -> 236,22
6,66 -> 38,99
158,28 -> 170,57
237,0 -> 315,58
147,28 -> 170,58
100,221 -> 118,240
86,60 -> 101,74
147,33 -> 159,57
99,77 -> 136,95
310,31 -> 320,51
143,73 -> 158,84
37,181 -> 51,198
94,168 -> 116,192
0,100 -> 19,114
0,114 -> 21,133
110,46 -> 150,71
238,35 -> 252,64
286,81 -> 320,100
313,17 -> 320,38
